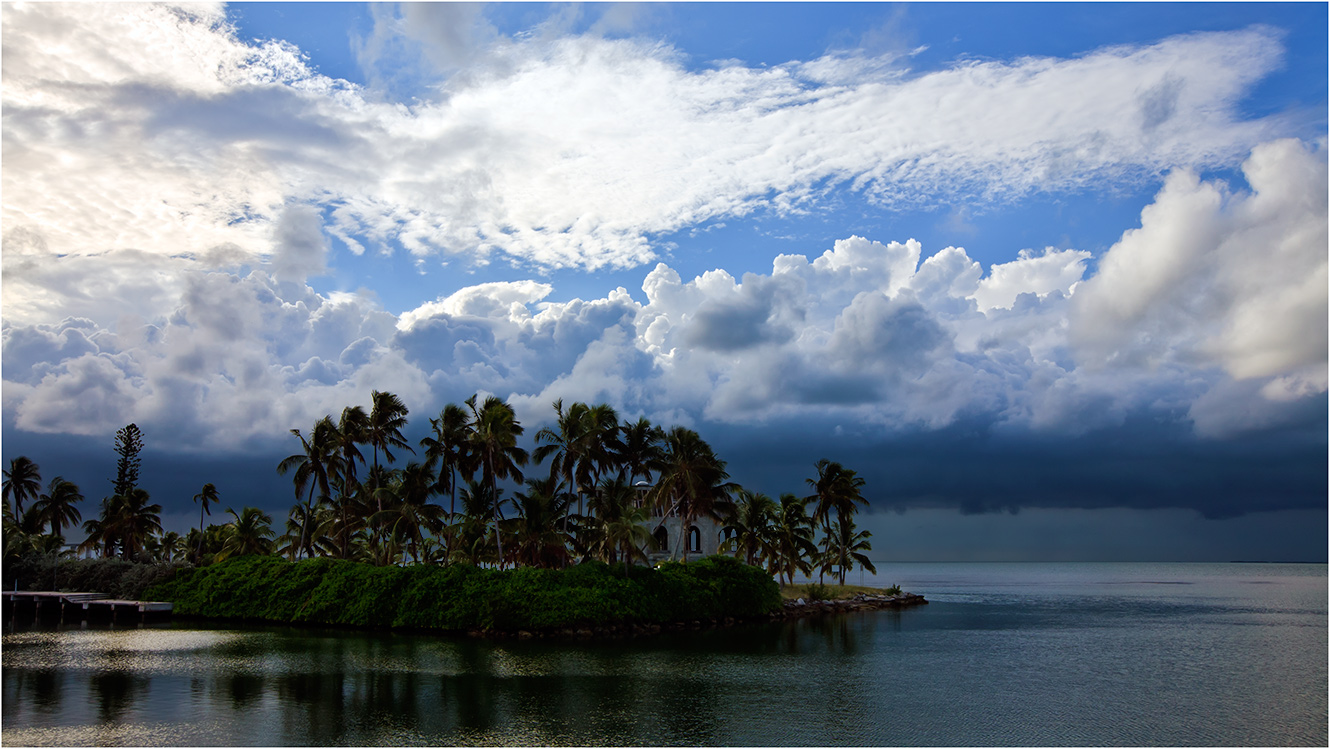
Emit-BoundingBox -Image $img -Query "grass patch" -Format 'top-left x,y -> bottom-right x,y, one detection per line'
780,583 -> 890,601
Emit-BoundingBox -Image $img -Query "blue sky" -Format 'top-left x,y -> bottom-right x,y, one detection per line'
226,1 -> 1328,314
2,2 -> 1326,561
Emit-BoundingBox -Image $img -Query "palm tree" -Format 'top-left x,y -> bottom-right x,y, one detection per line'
367,391 -> 413,488
3,456 -> 42,517
806,459 -> 869,530
158,531 -> 184,564
466,395 -> 528,569
721,488 -> 776,567
509,476 -> 574,569
33,477 -> 84,540
192,483 -> 219,556
420,403 -> 474,555
336,405 -> 370,492
533,399 -> 585,504
533,401 -> 622,526
768,493 -> 817,588
587,477 -> 653,573
649,427 -> 735,562
819,515 -> 877,585
102,488 -> 163,561
278,417 -> 339,554
806,459 -> 869,582
577,403 -> 623,507
615,416 -> 663,485
78,512 -> 112,558
452,478 -> 502,566
371,462 -> 444,565
28,532 -> 68,557
3,500 -> 25,566
278,500 -> 329,561
335,407 -> 377,556
183,525 -> 232,565
216,507 -> 275,561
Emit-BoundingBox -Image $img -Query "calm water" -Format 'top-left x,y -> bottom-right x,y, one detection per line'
2,562 -> 1325,746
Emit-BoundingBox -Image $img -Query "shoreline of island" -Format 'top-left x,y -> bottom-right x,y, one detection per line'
130,554 -> 926,641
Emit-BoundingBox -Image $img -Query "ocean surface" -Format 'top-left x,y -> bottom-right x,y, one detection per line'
2,562 -> 1325,746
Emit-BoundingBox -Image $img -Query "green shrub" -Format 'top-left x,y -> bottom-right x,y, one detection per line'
5,553 -> 184,600
146,553 -> 782,632
883,584 -> 902,596
803,582 -> 831,601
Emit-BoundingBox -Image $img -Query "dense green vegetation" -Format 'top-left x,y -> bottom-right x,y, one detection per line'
5,391 -> 879,597
6,555 -> 184,600
146,553 -> 781,632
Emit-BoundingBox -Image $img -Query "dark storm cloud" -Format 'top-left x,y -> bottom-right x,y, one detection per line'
827,293 -> 948,377
394,291 -> 639,398
9,391 -> 1317,550
0,429 -> 295,526
706,398 -> 1327,521
682,281 -> 798,352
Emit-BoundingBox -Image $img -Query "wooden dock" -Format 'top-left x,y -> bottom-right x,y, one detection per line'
3,591 -> 172,624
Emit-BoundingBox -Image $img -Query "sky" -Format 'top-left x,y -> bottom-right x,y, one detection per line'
2,2 -> 1326,562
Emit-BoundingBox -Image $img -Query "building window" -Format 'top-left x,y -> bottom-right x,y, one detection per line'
654,527 -> 669,552
688,526 -> 701,553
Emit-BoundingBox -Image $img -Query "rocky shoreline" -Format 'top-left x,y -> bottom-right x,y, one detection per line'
776,591 -> 929,619
469,591 -> 928,641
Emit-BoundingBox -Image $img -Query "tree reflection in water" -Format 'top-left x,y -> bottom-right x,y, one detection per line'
90,670 -> 149,724
1,613 -> 887,745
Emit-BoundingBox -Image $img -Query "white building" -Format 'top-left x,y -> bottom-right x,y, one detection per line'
634,481 -> 729,563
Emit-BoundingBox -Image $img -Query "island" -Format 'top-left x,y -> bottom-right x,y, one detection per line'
144,554 -> 925,639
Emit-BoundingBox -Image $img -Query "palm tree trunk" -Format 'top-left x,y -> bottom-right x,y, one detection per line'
489,455 -> 504,570
448,466 -> 457,559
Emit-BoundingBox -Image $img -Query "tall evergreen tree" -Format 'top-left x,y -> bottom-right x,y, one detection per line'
112,424 -> 145,497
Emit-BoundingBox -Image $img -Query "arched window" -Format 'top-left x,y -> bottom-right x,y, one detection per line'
688,526 -> 701,553
653,527 -> 669,552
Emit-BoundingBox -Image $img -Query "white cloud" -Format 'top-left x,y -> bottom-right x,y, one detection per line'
972,248 -> 1091,312
1,3 -> 1322,452
3,159 -> 1323,451
269,205 -> 330,283
397,280 -> 553,329
2,5 -> 1297,275
1071,138 -> 1328,389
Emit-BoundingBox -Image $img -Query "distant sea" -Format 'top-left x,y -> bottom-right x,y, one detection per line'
3,562 -> 1326,746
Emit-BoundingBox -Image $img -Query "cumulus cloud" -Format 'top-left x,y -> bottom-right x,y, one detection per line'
2,4 -> 1300,276
1071,139 -> 1328,396
397,280 -> 553,328
7,132 -> 1325,452
269,205 -> 330,283
972,248 -> 1091,312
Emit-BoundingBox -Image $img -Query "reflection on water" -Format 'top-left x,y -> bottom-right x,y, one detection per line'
3,563 -> 1326,746
1,615 -> 897,746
